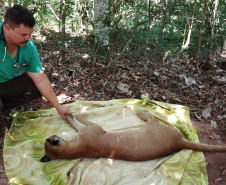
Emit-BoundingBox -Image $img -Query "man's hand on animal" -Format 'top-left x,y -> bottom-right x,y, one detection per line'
27,71 -> 72,118
41,112 -> 226,162
55,105 -> 72,119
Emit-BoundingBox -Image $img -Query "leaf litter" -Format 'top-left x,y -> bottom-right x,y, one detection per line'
0,43 -> 225,184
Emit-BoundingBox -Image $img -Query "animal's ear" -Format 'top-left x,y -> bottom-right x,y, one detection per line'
41,155 -> 51,162
46,138 -> 61,146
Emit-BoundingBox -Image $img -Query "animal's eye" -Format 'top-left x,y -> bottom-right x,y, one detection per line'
46,138 -> 60,146
52,139 -> 60,146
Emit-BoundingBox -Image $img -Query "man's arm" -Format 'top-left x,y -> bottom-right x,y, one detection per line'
27,71 -> 72,118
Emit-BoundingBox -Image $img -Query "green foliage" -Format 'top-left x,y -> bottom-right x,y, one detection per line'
0,0 -> 225,58
108,0 -> 226,57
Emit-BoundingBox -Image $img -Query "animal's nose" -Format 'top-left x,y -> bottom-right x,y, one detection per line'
41,155 -> 51,162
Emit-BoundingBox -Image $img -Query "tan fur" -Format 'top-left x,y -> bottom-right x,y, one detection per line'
43,112 -> 226,161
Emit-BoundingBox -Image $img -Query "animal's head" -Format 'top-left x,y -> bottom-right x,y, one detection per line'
41,135 -> 64,162
46,135 -> 62,146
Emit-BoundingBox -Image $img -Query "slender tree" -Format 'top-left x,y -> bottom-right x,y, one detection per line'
181,0 -> 197,52
60,0 -> 67,57
209,0 -> 219,52
148,0 -> 151,29
196,0 -> 207,59
10,0 -> 14,7
223,39 -> 226,53
94,0 -> 111,55
160,0 -> 168,37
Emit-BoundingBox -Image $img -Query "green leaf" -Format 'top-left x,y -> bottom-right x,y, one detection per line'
100,56 -> 107,60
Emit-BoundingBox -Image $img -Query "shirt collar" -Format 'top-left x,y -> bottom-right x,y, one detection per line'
0,22 -> 5,41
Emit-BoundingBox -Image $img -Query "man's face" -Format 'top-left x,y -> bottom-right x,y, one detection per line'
4,23 -> 33,46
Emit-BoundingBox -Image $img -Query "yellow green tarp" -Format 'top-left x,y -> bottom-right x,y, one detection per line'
3,95 -> 208,185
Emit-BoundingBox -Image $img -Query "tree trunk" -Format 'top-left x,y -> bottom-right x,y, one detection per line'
148,0 -> 151,29
160,1 -> 167,37
209,0 -> 219,53
180,0 -> 197,51
60,0 -> 66,57
196,0 -> 207,60
10,0 -> 14,7
94,0 -> 111,55
223,38 -> 226,53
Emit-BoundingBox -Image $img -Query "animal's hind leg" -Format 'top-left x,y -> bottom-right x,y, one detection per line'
136,111 -> 159,124
76,115 -> 96,126
136,111 -> 151,121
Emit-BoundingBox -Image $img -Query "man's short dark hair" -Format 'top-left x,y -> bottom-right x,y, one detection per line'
4,4 -> 35,28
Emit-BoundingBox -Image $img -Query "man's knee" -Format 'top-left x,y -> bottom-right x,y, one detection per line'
0,73 -> 42,109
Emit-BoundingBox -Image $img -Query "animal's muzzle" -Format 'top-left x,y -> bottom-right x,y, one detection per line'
40,155 -> 51,162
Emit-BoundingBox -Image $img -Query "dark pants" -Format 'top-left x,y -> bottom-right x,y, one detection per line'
0,73 -> 42,109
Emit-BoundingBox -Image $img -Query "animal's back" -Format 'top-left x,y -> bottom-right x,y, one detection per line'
82,123 -> 183,161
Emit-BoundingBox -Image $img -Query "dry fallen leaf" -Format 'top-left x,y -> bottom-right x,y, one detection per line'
210,135 -> 215,139
202,103 -> 211,119
223,169 -> 226,175
210,132 -> 221,140
117,82 -> 130,93
184,76 -> 196,86
214,178 -> 222,183
154,71 -> 160,76
210,120 -> 217,128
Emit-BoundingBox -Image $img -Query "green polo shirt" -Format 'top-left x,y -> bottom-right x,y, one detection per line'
0,22 -> 42,83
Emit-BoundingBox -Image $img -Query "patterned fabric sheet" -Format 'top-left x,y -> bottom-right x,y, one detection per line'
3,95 -> 208,185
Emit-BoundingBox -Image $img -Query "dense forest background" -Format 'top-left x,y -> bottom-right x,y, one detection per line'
0,0 -> 225,59
0,0 -> 225,118
0,1 -> 226,184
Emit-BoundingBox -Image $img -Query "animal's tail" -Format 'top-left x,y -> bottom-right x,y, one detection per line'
181,140 -> 226,152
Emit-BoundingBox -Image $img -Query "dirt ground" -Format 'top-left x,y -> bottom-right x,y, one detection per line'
0,43 -> 225,184
192,119 -> 226,185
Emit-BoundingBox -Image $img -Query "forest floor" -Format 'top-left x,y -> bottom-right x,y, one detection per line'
0,40 -> 225,184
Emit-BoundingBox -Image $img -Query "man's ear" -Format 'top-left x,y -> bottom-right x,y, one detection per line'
4,23 -> 11,31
